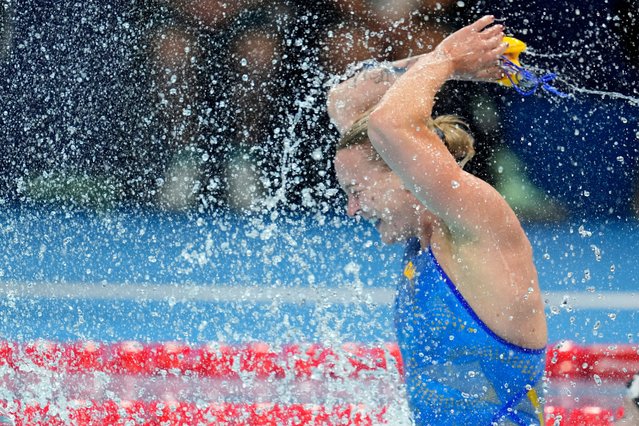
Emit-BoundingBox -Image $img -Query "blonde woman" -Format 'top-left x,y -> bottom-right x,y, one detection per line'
328,16 -> 547,425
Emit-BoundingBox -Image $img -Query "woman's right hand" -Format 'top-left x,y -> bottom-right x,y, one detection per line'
437,15 -> 508,81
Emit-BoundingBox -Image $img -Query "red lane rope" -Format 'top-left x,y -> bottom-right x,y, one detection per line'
546,341 -> 639,381
1,340 -> 636,425
545,406 -> 623,426
0,341 -> 404,379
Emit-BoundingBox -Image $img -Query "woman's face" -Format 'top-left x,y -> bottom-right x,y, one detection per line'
334,144 -> 424,244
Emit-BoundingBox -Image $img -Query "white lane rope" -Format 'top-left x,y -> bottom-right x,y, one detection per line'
1,281 -> 637,310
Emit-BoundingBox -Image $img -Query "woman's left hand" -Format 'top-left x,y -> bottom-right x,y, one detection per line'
437,15 -> 508,81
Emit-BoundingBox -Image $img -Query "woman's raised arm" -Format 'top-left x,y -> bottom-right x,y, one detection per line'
367,16 -> 509,235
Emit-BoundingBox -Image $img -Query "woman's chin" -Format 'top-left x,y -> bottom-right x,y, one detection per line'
380,222 -> 418,244
379,228 -> 404,245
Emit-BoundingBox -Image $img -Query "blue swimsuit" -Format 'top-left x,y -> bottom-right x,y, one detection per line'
396,238 -> 546,425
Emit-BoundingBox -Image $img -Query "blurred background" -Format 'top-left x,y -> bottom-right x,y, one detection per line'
0,0 -> 637,216
0,0 -> 638,342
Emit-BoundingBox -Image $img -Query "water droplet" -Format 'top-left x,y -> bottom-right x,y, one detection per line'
609,313 -> 617,320
240,58 -> 248,66
242,74 -> 249,82
578,225 -> 592,237
344,262 -> 360,275
593,374 -> 602,386
311,148 -> 323,161
451,180 -> 460,189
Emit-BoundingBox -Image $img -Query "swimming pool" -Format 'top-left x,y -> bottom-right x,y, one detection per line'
1,207 -> 637,424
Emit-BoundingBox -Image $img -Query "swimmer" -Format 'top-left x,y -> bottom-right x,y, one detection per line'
327,16 -> 547,425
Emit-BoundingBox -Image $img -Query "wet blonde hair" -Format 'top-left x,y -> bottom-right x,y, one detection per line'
337,111 -> 475,169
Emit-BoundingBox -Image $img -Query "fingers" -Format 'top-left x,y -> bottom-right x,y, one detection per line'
483,23 -> 506,58
476,59 -> 506,80
473,39 -> 508,81
469,15 -> 495,32
483,36 -> 504,55
491,41 -> 509,57
480,42 -> 509,79
481,23 -> 504,39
